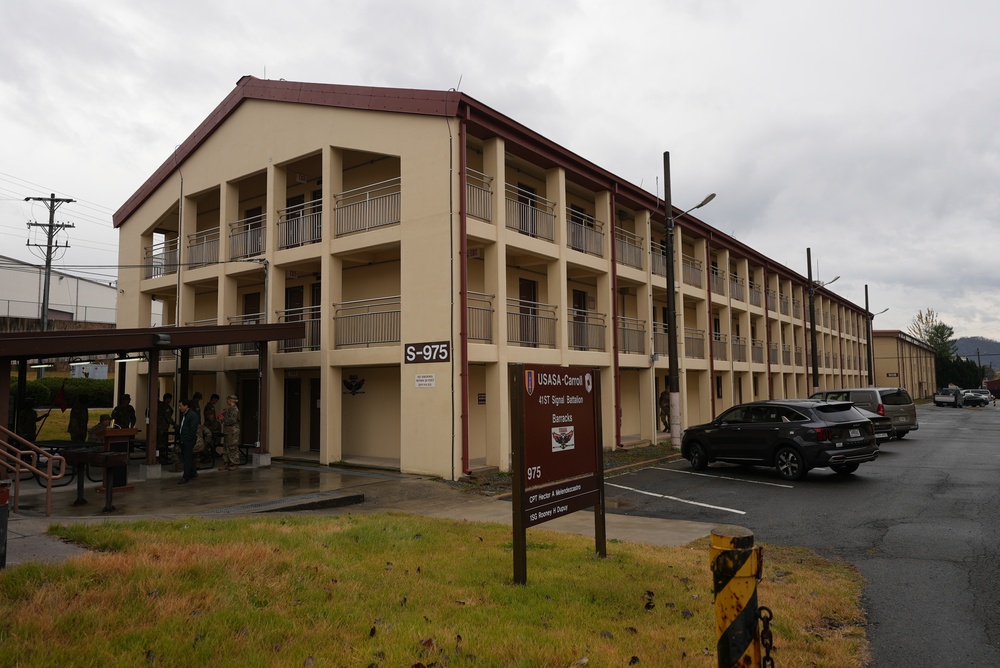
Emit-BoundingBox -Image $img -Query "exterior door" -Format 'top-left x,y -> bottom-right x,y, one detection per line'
283,378 -> 301,450
519,278 -> 538,346
572,289 -> 587,349
237,377 -> 259,448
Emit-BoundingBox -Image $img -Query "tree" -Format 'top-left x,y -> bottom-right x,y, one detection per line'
926,322 -> 957,359
908,308 -> 940,342
909,309 -> 965,387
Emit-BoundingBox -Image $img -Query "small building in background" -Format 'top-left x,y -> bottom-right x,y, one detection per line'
872,330 -> 937,398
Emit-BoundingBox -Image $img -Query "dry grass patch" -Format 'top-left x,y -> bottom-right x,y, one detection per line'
0,515 -> 867,667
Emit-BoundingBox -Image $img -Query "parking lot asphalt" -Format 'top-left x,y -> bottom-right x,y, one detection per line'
2,458 -> 722,568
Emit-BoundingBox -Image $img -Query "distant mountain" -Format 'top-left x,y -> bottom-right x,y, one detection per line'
955,336 -> 1000,364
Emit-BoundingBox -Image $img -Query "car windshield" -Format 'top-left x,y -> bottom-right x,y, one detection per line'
814,404 -> 867,423
880,389 -> 912,405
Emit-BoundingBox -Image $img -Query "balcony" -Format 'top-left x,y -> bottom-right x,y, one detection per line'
730,275 -> 746,301
227,312 -> 263,355
277,305 -> 321,352
615,228 -> 644,270
616,316 -> 645,354
766,289 -> 777,312
467,292 -> 494,343
731,335 -> 748,363
334,296 -> 401,348
682,255 -> 703,288
507,298 -> 557,348
769,342 -> 779,364
710,268 -> 726,296
751,339 -> 764,364
505,184 -> 555,242
653,322 -> 667,356
651,241 -> 667,277
229,213 -> 266,260
684,328 -> 706,359
187,230 -> 219,268
334,178 -> 401,237
569,309 -> 607,352
278,198 -> 322,249
185,318 -> 218,357
795,346 -> 803,366
713,332 -> 728,361
782,344 -> 791,366
568,210 -> 604,257
466,170 -> 493,223
143,238 -> 178,279
792,298 -> 802,319
749,282 -> 762,307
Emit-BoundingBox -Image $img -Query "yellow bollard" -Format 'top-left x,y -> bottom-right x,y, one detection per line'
710,527 -> 763,667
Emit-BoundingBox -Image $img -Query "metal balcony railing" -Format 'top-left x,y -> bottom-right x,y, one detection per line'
779,294 -> 790,316
568,210 -> 604,257
505,184 -> 555,242
187,230 -> 219,268
507,298 -> 557,348
651,241 -> 668,277
226,312 -> 264,355
185,317 -> 218,357
615,228 -> 644,269
782,344 -> 791,366
277,305 -> 321,352
278,198 -> 322,249
730,275 -> 746,301
467,291 -> 494,343
568,309 -> 607,352
229,213 -> 266,260
616,315 -> 645,354
766,289 -> 778,311
684,328 -> 706,359
751,339 -> 765,364
466,170 -> 493,223
334,296 -> 401,348
731,335 -> 748,363
769,342 -> 779,364
749,282 -> 762,307
713,332 -> 728,361
792,298 -> 802,319
334,178 -> 401,237
710,268 -> 727,296
144,238 -> 179,279
795,346 -> 803,366
682,255 -> 703,288
653,322 -> 667,356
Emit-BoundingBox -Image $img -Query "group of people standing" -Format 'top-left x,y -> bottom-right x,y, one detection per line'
158,392 -> 241,484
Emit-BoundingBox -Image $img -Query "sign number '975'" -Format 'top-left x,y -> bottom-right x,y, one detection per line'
404,341 -> 450,364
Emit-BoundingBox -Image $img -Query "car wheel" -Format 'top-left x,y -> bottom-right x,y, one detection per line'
830,463 -> 860,475
688,443 -> 709,471
774,446 -> 806,481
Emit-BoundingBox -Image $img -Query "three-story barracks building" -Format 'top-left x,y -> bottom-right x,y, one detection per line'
113,76 -> 871,480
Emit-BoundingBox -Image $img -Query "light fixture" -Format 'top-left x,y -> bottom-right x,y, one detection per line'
69,358 -> 90,367
30,363 -> 54,369
115,356 -> 146,364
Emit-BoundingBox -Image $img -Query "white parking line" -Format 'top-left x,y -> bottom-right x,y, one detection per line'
606,482 -> 746,515
650,467 -> 794,489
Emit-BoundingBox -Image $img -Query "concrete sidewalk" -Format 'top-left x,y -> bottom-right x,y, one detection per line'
2,459 -> 720,568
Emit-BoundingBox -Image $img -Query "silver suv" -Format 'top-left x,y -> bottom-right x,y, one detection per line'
809,387 -> 918,439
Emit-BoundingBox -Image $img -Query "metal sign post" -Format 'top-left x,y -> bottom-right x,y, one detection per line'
510,364 -> 606,585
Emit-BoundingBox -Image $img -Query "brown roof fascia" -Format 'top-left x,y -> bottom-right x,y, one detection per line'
0,323 -> 304,360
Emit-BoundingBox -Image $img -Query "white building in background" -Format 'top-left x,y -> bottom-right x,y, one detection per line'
0,255 -> 161,328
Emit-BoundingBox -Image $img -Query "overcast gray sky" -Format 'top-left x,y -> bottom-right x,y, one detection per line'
2,0 -> 998,337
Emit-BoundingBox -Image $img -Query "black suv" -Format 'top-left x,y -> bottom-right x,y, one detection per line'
681,399 -> 879,481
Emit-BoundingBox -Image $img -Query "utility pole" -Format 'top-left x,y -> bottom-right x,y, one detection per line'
24,193 -> 75,333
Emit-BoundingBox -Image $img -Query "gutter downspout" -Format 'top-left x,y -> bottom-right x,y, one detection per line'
609,188 -> 622,449
458,115 -> 471,475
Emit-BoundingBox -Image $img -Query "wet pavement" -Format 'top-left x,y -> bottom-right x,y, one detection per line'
2,457 -> 722,568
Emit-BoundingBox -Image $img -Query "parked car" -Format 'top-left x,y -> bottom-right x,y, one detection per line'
681,399 -> 879,481
857,407 -> 895,443
964,389 -> 992,406
810,387 -> 918,438
934,388 -> 963,408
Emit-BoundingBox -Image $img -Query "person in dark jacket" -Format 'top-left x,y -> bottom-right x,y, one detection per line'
176,398 -> 200,484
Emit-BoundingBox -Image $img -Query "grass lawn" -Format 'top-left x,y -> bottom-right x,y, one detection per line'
0,514 -> 868,666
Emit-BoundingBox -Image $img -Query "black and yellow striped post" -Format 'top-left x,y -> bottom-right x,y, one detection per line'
710,526 -> 763,667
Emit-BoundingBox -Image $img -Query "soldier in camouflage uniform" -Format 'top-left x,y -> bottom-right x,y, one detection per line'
68,397 -> 89,442
219,394 -> 241,470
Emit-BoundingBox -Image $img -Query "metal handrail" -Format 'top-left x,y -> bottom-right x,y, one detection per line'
0,424 -> 66,516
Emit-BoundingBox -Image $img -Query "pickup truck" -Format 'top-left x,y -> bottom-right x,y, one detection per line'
933,388 -> 963,407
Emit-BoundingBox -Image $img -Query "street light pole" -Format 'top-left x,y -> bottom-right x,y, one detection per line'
664,151 -> 715,445
864,284 -> 887,387
807,247 -> 838,394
